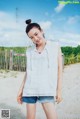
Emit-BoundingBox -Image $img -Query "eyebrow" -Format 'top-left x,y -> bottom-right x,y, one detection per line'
29,32 -> 38,39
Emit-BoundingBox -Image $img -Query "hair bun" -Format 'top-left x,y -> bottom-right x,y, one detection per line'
25,19 -> 31,25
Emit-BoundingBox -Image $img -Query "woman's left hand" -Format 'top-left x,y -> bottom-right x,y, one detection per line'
56,90 -> 63,104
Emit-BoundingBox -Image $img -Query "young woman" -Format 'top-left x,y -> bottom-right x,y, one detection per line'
17,19 -> 63,119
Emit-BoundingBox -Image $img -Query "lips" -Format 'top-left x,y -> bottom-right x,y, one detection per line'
36,40 -> 40,43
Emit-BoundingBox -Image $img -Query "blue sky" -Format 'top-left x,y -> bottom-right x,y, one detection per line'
0,0 -> 80,47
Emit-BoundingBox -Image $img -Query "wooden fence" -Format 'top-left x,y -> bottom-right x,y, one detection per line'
0,50 -> 26,71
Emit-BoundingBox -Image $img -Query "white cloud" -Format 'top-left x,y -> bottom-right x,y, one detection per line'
46,30 -> 80,47
61,32 -> 80,40
67,15 -> 80,24
59,38 -> 80,47
39,21 -> 52,30
0,11 -> 23,31
0,11 -> 30,47
54,4 -> 65,13
0,11 -> 9,18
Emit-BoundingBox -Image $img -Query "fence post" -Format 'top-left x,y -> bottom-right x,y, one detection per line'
5,49 -> 8,70
9,50 -> 13,70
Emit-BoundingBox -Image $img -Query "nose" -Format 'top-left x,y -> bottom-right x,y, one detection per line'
34,36 -> 38,41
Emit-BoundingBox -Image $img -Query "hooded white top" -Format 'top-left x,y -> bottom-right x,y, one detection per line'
22,40 -> 59,96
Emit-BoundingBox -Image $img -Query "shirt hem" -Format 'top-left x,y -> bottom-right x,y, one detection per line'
22,93 -> 56,97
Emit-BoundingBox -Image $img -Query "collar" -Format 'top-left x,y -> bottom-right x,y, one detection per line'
33,40 -> 49,52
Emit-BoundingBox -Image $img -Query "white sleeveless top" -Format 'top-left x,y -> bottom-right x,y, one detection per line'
22,40 -> 59,96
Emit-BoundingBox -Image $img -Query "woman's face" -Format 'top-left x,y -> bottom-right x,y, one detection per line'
28,27 -> 44,45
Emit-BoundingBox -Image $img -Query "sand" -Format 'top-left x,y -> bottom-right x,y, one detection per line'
0,63 -> 80,119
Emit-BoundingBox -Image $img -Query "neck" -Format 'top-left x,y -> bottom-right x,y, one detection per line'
36,39 -> 47,53
36,39 -> 46,48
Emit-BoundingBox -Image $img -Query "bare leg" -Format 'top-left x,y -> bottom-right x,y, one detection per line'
26,103 -> 36,119
41,102 -> 58,119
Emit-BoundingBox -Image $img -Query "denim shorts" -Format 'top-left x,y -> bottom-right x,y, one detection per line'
22,96 -> 55,104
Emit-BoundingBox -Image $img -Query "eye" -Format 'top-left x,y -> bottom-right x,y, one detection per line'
35,33 -> 38,36
30,37 -> 33,39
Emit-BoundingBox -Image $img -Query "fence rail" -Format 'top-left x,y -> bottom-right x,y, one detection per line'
0,50 -> 26,71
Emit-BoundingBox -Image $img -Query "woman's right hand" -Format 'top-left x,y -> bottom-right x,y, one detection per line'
17,90 -> 23,104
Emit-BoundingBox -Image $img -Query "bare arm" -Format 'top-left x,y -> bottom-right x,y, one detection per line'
17,71 -> 27,104
56,46 -> 63,103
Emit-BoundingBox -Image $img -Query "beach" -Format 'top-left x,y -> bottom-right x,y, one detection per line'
0,63 -> 80,119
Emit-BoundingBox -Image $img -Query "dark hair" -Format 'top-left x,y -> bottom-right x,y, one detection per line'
25,19 -> 42,34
